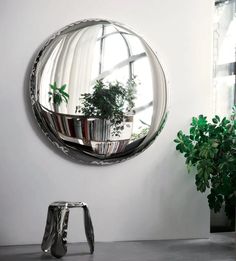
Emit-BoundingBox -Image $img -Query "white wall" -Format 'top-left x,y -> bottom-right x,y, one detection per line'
0,0 -> 213,245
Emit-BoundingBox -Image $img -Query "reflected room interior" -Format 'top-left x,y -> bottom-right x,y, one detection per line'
32,20 -> 167,163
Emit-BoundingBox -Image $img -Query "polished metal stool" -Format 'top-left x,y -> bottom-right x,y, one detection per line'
41,201 -> 94,258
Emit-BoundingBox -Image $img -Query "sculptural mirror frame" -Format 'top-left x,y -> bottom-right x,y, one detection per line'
29,19 -> 168,165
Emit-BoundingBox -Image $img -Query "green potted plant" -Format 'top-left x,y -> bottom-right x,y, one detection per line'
174,106 -> 236,222
76,78 -> 137,155
78,78 -> 136,136
48,82 -> 69,112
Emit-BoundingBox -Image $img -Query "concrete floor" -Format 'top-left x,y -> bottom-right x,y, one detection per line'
0,233 -> 235,261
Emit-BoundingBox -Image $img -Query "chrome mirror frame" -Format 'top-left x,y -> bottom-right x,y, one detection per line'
29,19 -> 168,165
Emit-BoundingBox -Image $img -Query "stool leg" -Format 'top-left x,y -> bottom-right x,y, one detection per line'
41,206 -> 56,252
83,205 -> 95,254
51,206 -> 70,258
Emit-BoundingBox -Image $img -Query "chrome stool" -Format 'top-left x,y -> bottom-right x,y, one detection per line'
41,201 -> 94,258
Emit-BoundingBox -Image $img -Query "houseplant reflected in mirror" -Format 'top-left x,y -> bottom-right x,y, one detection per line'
75,77 -> 138,156
174,106 -> 236,226
48,82 -> 70,112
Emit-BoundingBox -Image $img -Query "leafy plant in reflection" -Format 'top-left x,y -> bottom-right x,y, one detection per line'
131,127 -> 149,141
78,78 -> 137,136
48,82 -> 69,106
174,106 -> 236,221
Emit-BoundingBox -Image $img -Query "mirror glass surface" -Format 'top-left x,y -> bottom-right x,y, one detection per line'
30,19 -> 168,165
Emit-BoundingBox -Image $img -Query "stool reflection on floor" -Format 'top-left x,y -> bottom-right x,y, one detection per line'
41,201 -> 94,258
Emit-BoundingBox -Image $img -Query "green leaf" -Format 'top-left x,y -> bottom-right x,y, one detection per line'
195,172 -> 207,192
49,82 -> 57,90
212,118 -> 218,124
177,131 -> 183,139
59,84 -> 67,92
176,144 -> 181,151
207,192 -> 223,213
61,92 -> 69,98
62,95 -> 68,103
191,117 -> 198,127
190,127 -> 195,135
215,115 -> 220,122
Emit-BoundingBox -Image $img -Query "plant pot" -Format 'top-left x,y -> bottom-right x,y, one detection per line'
210,207 -> 236,232
83,117 -> 133,156
40,106 -> 133,156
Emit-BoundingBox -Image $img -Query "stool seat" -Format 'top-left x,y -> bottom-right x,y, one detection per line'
41,201 -> 94,258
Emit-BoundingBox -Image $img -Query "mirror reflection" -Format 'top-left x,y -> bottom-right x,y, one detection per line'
31,19 -> 167,164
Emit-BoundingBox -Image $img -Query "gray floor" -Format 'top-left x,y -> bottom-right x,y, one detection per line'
0,233 -> 235,261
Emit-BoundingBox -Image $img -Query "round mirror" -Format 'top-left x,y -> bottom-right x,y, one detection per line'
30,19 -> 168,165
